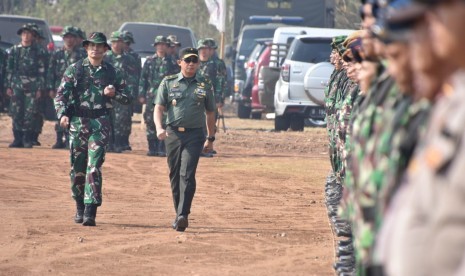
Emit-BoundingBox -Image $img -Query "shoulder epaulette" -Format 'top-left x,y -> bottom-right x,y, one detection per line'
165,74 -> 178,80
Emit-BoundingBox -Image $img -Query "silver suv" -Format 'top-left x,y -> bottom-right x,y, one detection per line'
274,30 -> 352,131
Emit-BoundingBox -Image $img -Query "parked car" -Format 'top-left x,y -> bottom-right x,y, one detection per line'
274,28 -> 353,131
233,24 -> 282,99
0,14 -> 55,52
118,22 -> 197,65
236,38 -> 272,119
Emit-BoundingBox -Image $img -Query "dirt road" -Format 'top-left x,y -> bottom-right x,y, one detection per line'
0,109 -> 333,275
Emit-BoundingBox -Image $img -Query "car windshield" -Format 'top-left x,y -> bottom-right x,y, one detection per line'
0,17 -> 53,47
119,23 -> 196,57
238,28 -> 276,57
287,38 -> 332,63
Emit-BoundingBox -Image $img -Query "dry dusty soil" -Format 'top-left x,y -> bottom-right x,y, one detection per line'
0,105 -> 334,276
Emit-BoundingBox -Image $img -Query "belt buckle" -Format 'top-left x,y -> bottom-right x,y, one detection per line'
178,127 -> 185,132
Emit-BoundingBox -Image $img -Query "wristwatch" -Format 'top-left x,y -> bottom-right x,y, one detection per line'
206,136 -> 215,142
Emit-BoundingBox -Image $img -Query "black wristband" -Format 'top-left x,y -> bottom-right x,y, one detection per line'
206,136 -> 215,142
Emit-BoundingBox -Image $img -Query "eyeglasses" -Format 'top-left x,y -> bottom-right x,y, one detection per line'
183,57 -> 199,64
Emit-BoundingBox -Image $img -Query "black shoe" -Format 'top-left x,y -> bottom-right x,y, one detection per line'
32,132 -> 41,146
9,140 -> 24,148
52,141 -> 66,149
200,152 -> 213,158
82,204 -> 97,226
74,199 -> 85,223
175,215 -> 188,232
157,152 -> 166,157
147,151 -> 158,156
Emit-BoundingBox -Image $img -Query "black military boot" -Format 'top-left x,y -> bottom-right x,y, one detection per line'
113,135 -> 123,153
31,132 -> 41,146
157,139 -> 166,157
147,138 -> 157,156
82,204 -> 97,226
52,131 -> 66,149
74,199 -> 85,223
122,135 -> 132,151
22,131 -> 33,148
9,130 -> 24,148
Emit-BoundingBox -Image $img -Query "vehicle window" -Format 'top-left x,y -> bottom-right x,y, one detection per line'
238,29 -> 276,57
248,44 -> 266,63
0,17 -> 53,47
287,38 -> 332,63
119,23 -> 196,57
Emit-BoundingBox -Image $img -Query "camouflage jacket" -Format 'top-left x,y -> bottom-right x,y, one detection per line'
47,46 -> 87,90
54,57 -> 130,119
124,48 -> 142,98
0,48 -> 6,92
6,42 -> 48,91
104,50 -> 138,99
211,55 -> 227,101
138,54 -> 177,98
198,58 -> 222,103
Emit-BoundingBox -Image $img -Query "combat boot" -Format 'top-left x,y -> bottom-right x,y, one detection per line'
9,130 -> 24,148
31,132 -> 41,146
52,131 -> 66,149
82,204 -> 97,226
122,135 -> 132,151
157,139 -> 166,157
74,199 -> 85,223
22,131 -> 33,148
147,138 -> 157,156
113,136 -> 123,153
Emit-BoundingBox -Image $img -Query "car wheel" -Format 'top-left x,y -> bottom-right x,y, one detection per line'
237,102 -> 251,119
274,114 -> 290,131
290,116 -> 305,131
305,118 -> 327,128
251,112 -> 262,120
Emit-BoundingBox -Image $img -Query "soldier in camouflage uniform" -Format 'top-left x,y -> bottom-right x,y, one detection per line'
48,26 -> 87,149
139,35 -> 178,156
122,30 -> 143,122
0,35 -> 7,113
54,32 -> 130,226
104,31 -> 138,153
167,34 -> 181,61
6,23 -> 47,148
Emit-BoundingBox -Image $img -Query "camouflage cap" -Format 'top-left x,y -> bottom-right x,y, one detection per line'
179,47 -> 198,59
123,31 -> 135,44
197,39 -> 212,50
82,32 -> 110,48
167,34 -> 181,47
17,23 -> 37,36
331,35 -> 347,50
75,27 -> 86,40
110,31 -> 124,42
61,25 -> 78,37
204,38 -> 218,49
153,35 -> 168,46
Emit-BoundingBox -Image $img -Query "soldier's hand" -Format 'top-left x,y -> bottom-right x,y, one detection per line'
138,96 -> 146,104
157,128 -> 167,140
35,90 -> 42,99
49,89 -> 56,98
60,115 -> 70,129
6,88 -> 13,97
203,140 -> 213,153
104,85 -> 116,98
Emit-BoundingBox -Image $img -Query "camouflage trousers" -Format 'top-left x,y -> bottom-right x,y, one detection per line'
69,116 -> 111,206
144,97 -> 157,140
9,89 -> 36,132
112,101 -> 132,137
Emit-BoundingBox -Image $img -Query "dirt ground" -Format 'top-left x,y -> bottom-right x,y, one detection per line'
0,104 -> 334,276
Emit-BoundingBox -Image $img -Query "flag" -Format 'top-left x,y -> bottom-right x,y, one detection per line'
204,0 -> 226,33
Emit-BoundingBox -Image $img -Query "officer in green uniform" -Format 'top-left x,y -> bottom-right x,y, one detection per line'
154,47 -> 216,232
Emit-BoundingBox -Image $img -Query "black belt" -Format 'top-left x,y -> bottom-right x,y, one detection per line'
75,108 -> 109,119
167,125 -> 201,132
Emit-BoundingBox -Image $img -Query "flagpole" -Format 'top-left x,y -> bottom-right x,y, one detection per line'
220,32 -> 225,59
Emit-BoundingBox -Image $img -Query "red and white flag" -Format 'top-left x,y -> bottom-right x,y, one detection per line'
204,0 -> 226,33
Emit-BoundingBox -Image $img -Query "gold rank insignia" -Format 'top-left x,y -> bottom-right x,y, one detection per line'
172,99 -> 177,106
173,83 -> 179,88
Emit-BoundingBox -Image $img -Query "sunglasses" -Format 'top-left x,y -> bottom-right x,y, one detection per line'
183,57 -> 199,64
